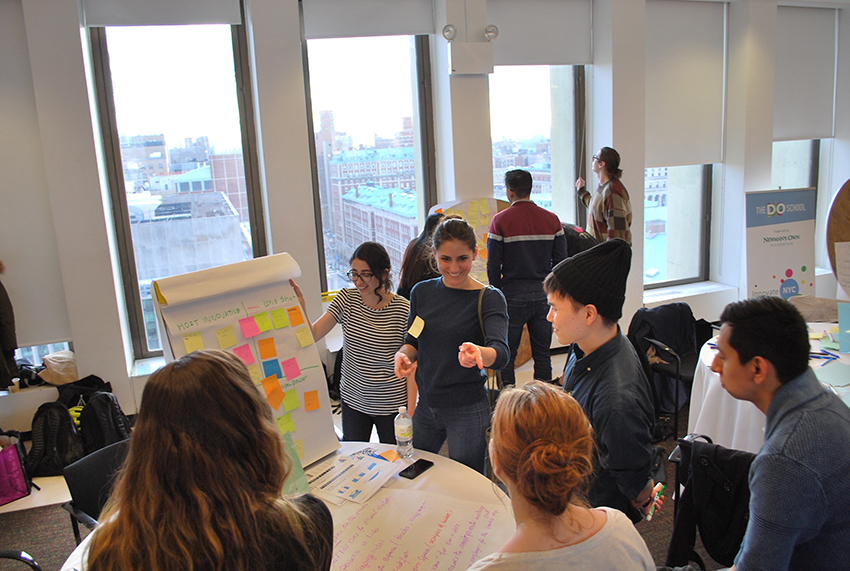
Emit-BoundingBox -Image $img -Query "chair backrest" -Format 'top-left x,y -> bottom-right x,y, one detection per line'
0,550 -> 43,571
63,438 -> 130,520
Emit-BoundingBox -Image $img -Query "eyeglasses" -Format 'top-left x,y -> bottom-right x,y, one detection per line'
592,154 -> 601,162
346,270 -> 374,282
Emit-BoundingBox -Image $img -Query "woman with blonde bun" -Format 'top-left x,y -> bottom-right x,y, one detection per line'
468,381 -> 655,570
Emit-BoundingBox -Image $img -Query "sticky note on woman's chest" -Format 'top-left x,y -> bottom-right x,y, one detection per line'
408,316 -> 425,338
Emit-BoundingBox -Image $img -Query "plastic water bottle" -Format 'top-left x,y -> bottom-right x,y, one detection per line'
394,406 -> 414,459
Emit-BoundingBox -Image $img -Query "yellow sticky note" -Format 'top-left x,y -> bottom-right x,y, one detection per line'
270,307 -> 290,328
304,390 -> 320,412
216,325 -> 237,350
478,199 -> 490,215
295,327 -> 313,347
477,272 -> 488,283
468,207 -> 479,227
253,312 -> 274,333
294,439 -> 304,459
247,364 -> 262,384
809,332 -> 824,340
276,413 -> 296,434
258,338 -> 277,360
287,306 -> 305,327
283,389 -> 300,412
408,315 -> 425,338
830,327 -> 840,334
182,332 -> 205,354
477,238 -> 486,249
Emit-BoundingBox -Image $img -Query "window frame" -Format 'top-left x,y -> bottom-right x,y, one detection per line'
643,163 -> 712,290
90,23 -> 267,359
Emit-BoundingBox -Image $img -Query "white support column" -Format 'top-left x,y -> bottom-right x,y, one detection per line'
20,0 -> 136,410
243,0 -> 324,329
713,0 -> 778,297
432,0 -> 494,202
589,0 -> 647,325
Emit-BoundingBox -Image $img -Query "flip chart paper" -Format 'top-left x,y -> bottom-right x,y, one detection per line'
258,338 -> 277,360
283,389 -> 300,412
270,307 -> 290,328
276,413 -> 296,434
295,327 -> 313,347
282,357 -> 301,379
239,316 -> 261,338
253,312 -> 273,333
408,316 -> 425,338
304,390 -> 320,411
263,359 -> 283,379
182,332 -> 205,354
287,306 -> 305,326
233,344 -> 255,365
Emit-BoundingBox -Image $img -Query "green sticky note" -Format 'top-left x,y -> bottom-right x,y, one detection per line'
283,389 -> 300,412
270,307 -> 290,329
281,432 -> 310,495
253,312 -> 274,333
276,413 -> 296,435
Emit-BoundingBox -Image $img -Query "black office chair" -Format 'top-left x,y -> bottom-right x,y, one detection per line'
62,438 -> 130,544
0,550 -> 43,570
627,303 -> 715,441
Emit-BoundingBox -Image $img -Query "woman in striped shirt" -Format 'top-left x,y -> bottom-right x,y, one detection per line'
292,242 -> 410,444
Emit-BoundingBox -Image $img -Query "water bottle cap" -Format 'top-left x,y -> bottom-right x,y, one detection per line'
399,406 -> 407,414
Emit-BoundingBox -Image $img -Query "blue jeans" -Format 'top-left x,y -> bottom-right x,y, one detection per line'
503,291 -> 553,385
412,397 -> 490,475
341,400 -> 396,444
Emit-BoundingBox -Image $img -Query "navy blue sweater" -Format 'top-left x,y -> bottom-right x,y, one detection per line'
487,200 -> 568,297
405,279 -> 509,408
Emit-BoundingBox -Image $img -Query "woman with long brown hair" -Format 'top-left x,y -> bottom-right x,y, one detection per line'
85,350 -> 332,571
468,381 -> 655,570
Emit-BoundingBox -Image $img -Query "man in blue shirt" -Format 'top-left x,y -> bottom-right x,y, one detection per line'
487,169 -> 567,385
711,296 -> 850,571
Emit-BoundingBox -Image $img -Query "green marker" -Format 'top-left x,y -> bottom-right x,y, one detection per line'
645,484 -> 665,521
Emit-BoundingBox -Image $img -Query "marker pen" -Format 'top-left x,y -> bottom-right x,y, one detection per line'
645,484 -> 665,522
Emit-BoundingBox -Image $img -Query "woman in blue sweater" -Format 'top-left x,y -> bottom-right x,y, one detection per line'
394,218 -> 509,474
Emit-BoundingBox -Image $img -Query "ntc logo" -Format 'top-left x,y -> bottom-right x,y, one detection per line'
767,202 -> 786,217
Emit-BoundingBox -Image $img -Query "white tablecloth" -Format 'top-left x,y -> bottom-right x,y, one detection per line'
689,323 -> 850,454
61,443 -> 514,571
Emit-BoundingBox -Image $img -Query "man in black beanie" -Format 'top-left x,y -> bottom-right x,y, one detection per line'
543,238 -> 660,523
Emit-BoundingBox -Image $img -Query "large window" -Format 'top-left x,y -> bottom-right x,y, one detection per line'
643,165 -> 711,286
93,25 -> 263,357
306,35 -> 432,292
488,65 -> 581,224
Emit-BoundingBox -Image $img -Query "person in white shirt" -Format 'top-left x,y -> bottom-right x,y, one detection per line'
468,381 -> 657,571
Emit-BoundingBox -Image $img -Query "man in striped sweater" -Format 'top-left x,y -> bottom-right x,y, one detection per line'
487,169 -> 568,385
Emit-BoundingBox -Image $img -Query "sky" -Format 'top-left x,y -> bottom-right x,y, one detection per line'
106,26 -> 553,152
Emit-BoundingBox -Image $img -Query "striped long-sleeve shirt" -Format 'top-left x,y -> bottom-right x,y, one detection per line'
578,178 -> 633,245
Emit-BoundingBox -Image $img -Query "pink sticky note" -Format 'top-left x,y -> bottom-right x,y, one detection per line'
233,344 -> 255,365
282,358 -> 301,380
239,316 -> 261,338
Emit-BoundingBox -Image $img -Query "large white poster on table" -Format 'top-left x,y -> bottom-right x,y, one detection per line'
152,253 -> 339,466
430,198 -> 510,285
746,188 -> 816,299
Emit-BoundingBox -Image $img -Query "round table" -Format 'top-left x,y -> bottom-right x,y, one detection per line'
689,323 -> 850,454
60,443 -> 515,571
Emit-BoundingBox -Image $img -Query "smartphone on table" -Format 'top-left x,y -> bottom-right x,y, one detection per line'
399,458 -> 434,479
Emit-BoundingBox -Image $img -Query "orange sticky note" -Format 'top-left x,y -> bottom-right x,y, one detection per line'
262,376 -> 284,410
261,374 -> 279,396
182,332 -> 205,354
287,306 -> 305,327
258,338 -> 277,360
295,327 -> 313,348
380,449 -> 400,462
479,247 -> 488,259
304,390 -> 320,412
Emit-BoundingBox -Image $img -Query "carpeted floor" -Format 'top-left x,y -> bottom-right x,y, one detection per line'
0,504 -> 89,571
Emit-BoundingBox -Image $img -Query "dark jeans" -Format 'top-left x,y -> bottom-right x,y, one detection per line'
412,396 -> 490,475
502,291 -> 553,385
340,400 -> 396,444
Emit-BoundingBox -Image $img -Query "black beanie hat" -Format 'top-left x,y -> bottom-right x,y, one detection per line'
550,238 -> 632,321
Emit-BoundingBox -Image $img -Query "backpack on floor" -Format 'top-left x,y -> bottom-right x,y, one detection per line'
0,429 -> 34,506
26,402 -> 85,477
78,391 -> 132,455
